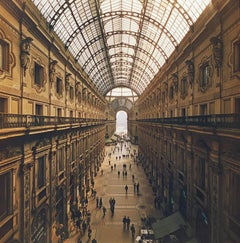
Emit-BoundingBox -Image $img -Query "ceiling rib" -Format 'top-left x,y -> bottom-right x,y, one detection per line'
31,0 -> 210,97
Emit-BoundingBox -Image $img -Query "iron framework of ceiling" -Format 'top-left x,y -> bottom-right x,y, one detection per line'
31,0 -> 210,97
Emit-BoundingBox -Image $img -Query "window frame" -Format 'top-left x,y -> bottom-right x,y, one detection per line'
0,39 -> 9,73
180,76 -> 188,99
169,86 -> 174,100
56,77 -> 63,96
69,86 -> 74,100
199,58 -> 212,92
233,40 -> 240,73
200,63 -> 210,86
34,62 -> 44,87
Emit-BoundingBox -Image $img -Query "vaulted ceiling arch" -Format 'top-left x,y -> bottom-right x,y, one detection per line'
32,0 -> 211,97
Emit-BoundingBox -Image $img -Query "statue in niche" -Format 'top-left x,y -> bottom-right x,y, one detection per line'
185,59 -> 194,88
172,72 -> 178,92
65,72 -> 71,91
49,60 -> 58,85
20,37 -> 33,76
210,36 -> 223,76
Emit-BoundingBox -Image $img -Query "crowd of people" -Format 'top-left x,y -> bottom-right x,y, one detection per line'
69,141 -> 140,242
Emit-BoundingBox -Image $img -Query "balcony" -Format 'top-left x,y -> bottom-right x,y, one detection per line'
0,114 -> 106,129
0,114 -> 106,140
139,114 -> 240,129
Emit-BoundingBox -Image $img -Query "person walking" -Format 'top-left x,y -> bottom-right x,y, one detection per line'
82,220 -> 87,233
136,182 -> 140,194
102,206 -> 106,217
88,226 -> 92,239
130,224 -> 135,238
96,197 -> 99,208
99,197 -> 103,208
122,216 -> 127,230
110,204 -> 115,216
126,216 -> 131,230
125,185 -> 128,193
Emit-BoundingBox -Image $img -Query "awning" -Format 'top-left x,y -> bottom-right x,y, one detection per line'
152,212 -> 186,239
186,238 -> 198,243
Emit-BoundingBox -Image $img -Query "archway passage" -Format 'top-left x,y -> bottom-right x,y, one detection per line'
116,110 -> 127,137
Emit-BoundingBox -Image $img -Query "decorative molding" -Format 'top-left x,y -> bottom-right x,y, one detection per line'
31,55 -> 47,93
0,146 -> 21,161
0,28 -> 15,79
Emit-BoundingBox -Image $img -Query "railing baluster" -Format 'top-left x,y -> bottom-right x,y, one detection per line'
0,113 -> 239,130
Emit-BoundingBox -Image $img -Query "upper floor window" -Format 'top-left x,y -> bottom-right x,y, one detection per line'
200,62 -> 210,87
200,104 -> 208,115
56,77 -> 63,95
169,86 -> 174,100
233,41 -> 240,73
37,156 -> 46,189
162,92 -> 166,103
70,86 -> 74,100
180,77 -> 188,98
57,108 -> 62,117
0,40 -> 9,72
34,62 -> 44,87
0,97 -> 7,113
36,104 -> 43,116
181,108 -> 186,116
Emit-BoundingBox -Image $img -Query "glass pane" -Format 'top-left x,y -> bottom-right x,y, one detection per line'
31,0 -> 211,96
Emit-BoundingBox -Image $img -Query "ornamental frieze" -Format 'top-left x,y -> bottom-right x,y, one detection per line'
0,146 -> 21,161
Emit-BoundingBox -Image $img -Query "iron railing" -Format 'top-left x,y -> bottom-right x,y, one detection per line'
0,113 -> 106,129
138,113 -> 240,129
0,113 -> 239,129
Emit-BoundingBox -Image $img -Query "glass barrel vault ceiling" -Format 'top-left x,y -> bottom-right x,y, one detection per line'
32,0 -> 211,97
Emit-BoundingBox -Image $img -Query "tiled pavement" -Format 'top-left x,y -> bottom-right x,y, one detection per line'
64,142 -> 163,243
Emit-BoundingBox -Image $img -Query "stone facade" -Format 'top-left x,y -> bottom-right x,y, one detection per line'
0,0 -> 239,243
0,1 -> 107,242
128,1 -> 240,242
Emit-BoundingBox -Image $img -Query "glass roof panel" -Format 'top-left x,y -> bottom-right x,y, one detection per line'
31,0 -> 211,97
106,87 -> 137,97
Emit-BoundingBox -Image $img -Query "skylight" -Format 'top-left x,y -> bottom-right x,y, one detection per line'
31,0 -> 211,96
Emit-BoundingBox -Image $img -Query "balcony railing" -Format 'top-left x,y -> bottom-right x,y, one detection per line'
0,113 -> 239,130
138,113 -> 240,129
0,113 -> 106,129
